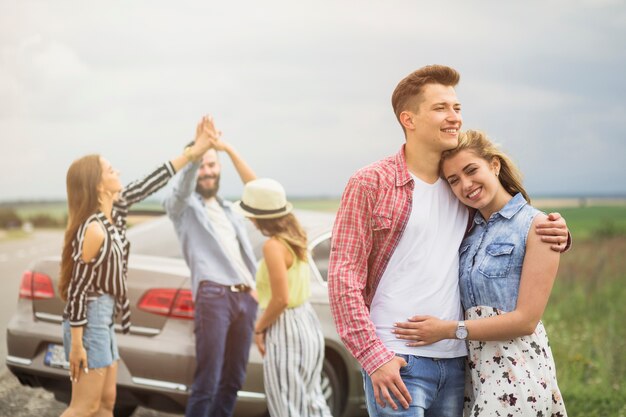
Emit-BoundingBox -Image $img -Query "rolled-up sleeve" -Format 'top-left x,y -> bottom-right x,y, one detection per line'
164,161 -> 200,220
328,176 -> 395,375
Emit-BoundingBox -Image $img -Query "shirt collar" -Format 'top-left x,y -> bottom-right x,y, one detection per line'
194,193 -> 230,208
394,144 -> 413,187
473,192 -> 528,224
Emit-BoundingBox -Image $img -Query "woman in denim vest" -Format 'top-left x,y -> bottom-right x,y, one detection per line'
393,130 -> 567,416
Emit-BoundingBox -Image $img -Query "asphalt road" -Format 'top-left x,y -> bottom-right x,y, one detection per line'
0,230 -> 183,416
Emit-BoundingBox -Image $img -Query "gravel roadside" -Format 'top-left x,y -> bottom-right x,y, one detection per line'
0,369 -> 182,416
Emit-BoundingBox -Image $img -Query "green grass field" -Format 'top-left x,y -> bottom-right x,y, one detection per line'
4,200 -> 165,225
545,236 -> 626,416
540,205 -> 626,240
0,229 -> 31,242
292,198 -> 341,212
10,202 -> 68,220
293,199 -> 626,241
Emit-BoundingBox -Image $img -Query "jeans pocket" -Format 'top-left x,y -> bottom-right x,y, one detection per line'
198,283 -> 225,299
396,354 -> 414,374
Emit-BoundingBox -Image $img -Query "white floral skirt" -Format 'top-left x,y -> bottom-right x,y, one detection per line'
464,306 -> 567,417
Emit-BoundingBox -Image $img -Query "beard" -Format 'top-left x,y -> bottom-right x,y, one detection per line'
195,174 -> 221,199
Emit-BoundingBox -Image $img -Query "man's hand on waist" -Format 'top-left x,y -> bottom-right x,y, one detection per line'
370,356 -> 412,410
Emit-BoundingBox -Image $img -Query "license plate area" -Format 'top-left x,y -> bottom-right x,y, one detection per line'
44,343 -> 69,369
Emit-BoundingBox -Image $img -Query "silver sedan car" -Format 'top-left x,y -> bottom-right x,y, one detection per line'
6,210 -> 367,416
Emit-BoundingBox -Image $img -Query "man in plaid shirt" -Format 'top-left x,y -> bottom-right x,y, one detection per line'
328,65 -> 570,416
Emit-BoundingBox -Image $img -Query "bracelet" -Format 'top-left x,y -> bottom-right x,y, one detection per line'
183,146 -> 197,163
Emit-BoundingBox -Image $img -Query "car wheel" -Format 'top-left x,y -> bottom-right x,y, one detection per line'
321,357 -> 345,416
113,404 -> 137,417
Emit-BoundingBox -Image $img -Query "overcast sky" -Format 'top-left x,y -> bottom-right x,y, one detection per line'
1,0 -> 625,202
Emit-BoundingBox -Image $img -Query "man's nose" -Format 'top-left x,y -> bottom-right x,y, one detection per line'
447,109 -> 462,123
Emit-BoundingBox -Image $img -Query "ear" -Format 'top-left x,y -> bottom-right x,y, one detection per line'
491,157 -> 501,174
399,111 -> 416,131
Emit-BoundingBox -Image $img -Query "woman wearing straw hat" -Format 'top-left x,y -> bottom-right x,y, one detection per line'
234,178 -> 332,417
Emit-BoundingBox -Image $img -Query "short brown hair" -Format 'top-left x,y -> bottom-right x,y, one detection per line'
391,65 -> 460,126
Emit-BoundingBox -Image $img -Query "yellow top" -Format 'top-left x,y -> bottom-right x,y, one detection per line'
256,239 -> 311,309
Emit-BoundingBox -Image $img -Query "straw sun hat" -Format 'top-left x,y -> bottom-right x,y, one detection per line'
233,178 -> 293,219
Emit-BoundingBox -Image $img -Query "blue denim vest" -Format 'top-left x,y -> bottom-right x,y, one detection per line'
458,193 -> 540,313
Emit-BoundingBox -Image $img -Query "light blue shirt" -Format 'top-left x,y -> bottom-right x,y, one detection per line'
164,162 -> 257,300
458,193 -> 541,313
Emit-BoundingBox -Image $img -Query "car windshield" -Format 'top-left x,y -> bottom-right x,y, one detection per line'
128,211 -> 335,272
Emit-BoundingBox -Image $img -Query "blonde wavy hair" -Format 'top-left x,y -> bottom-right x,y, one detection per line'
253,213 -> 308,261
440,130 -> 530,203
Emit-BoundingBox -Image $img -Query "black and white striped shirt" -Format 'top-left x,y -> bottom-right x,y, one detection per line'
64,161 -> 175,333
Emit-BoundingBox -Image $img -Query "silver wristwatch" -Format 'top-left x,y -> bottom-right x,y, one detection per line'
455,321 -> 468,340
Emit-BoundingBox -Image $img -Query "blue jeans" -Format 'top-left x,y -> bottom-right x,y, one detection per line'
363,355 -> 465,417
185,281 -> 258,417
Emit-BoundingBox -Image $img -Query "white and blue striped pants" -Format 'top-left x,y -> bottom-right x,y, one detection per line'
264,302 -> 333,417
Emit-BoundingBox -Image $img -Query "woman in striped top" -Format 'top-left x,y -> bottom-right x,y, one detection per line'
234,178 -> 332,417
58,116 -> 218,417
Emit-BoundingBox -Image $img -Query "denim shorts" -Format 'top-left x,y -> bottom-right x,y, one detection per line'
63,293 -> 120,369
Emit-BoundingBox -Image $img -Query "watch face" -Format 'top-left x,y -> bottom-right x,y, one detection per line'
456,327 -> 468,340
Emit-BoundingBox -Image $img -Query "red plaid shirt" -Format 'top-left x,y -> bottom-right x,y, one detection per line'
328,145 -> 416,375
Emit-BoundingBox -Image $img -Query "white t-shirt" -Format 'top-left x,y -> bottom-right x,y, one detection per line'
205,198 -> 255,288
370,175 -> 468,358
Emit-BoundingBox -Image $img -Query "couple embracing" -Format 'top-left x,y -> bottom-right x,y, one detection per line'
329,65 -> 569,417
